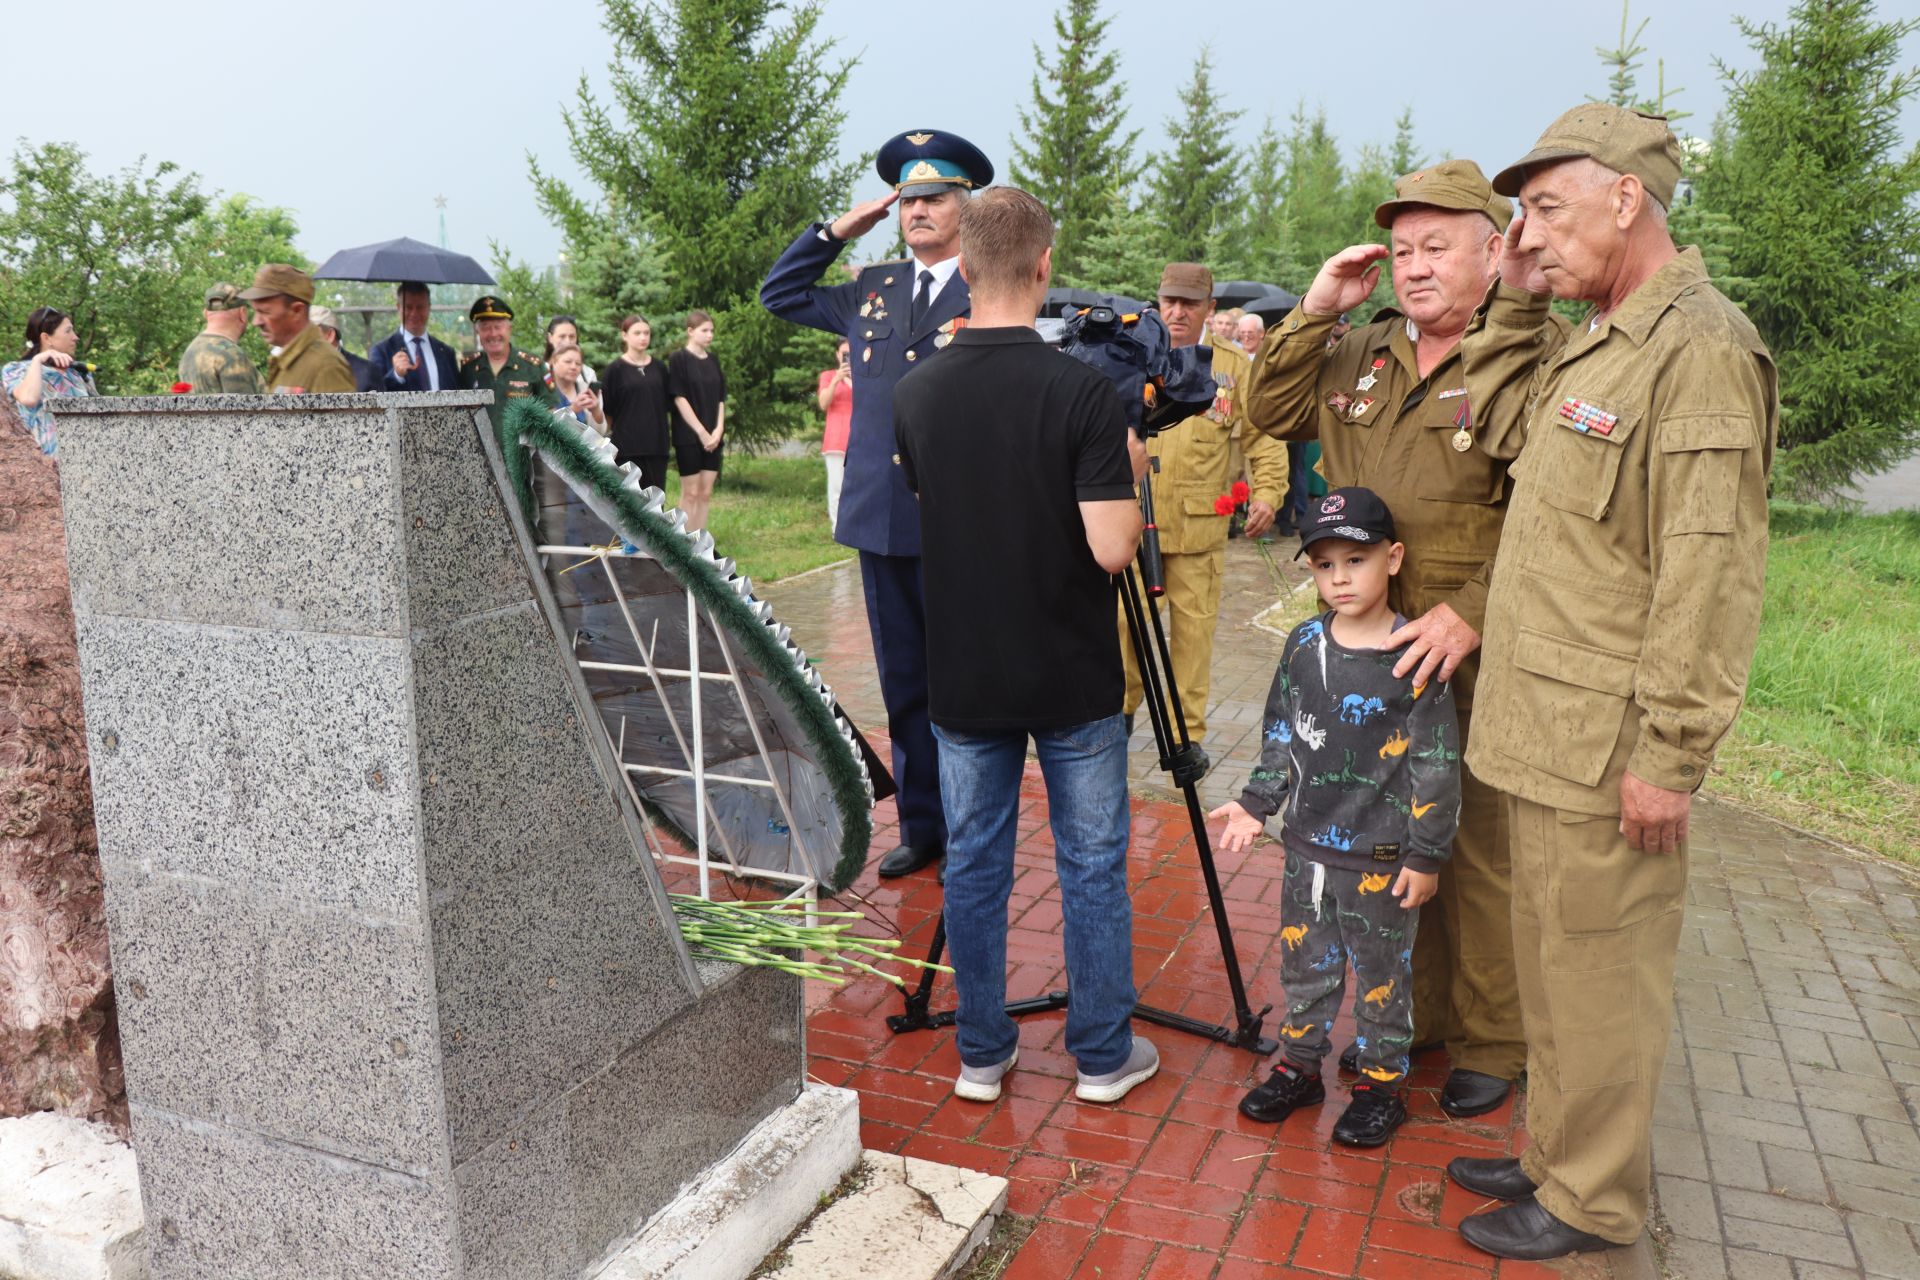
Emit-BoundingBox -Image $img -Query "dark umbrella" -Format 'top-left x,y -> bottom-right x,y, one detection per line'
1236,290 -> 1302,321
311,236 -> 496,286
1043,286 -> 1147,319
1212,279 -> 1295,308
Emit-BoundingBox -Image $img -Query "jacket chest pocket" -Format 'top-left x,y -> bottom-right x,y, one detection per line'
1533,395 -> 1639,520
1418,419 -> 1505,505
855,321 -> 893,378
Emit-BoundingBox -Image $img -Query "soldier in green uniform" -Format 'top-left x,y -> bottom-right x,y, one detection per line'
459,295 -> 554,439
239,264 -> 356,394
177,283 -> 265,394
1449,104 -> 1777,1263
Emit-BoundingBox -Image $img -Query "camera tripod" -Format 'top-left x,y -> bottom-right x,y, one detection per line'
885,458 -> 1278,1058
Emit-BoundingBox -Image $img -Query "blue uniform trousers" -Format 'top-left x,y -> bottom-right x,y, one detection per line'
858,550 -> 946,851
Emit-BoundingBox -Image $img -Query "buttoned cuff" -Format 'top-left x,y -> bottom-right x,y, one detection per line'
1480,280 -> 1554,330
1627,734 -> 1710,793
1276,305 -> 1340,339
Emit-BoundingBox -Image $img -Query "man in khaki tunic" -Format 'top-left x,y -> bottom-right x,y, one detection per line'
1121,263 -> 1288,755
1447,104 -> 1776,1261
239,264 -> 355,395
1243,160 -> 1566,1119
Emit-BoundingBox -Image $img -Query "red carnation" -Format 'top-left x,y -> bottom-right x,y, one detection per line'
171,381 -> 193,394
1231,480 -> 1250,503
1213,495 -> 1238,516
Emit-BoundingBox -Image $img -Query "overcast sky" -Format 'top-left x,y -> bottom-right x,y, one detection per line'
28,0 -> 1920,272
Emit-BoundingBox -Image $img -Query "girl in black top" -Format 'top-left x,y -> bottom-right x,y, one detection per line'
600,314 -> 672,491
668,309 -> 726,531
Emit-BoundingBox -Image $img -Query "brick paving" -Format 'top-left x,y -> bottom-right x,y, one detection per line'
749,538 -> 1920,1279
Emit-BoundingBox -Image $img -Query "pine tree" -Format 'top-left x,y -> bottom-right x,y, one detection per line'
1058,191 -> 1164,300
1008,0 -> 1140,281
530,0 -> 861,445
1214,116 -> 1297,285
1693,0 -> 1920,498
1147,48 -> 1242,265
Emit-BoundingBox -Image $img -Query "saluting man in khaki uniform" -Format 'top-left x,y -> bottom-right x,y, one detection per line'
1123,263 -> 1289,757
1243,160 -> 1566,1120
1446,104 -> 1777,1262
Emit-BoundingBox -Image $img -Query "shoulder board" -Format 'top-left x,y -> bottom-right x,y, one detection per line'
462,352 -> 481,365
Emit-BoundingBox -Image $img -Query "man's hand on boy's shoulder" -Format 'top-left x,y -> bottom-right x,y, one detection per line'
1384,602 -> 1479,687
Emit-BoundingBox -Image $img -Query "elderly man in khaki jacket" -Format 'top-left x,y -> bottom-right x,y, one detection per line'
1446,104 -> 1776,1262
1243,160 -> 1566,1120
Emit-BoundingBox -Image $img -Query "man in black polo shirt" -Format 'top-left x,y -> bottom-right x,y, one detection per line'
894,186 -> 1156,1107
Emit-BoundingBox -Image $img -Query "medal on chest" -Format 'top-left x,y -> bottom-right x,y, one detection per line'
859,290 -> 889,322
1208,369 -> 1236,423
1355,356 -> 1385,393
934,316 -> 967,349
1450,398 -> 1474,452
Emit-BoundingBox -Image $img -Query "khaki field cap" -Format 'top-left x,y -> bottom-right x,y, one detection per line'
1492,103 -> 1685,207
239,263 -> 317,304
1374,158 -> 1513,233
310,305 -> 340,331
204,282 -> 248,312
1158,263 -> 1214,301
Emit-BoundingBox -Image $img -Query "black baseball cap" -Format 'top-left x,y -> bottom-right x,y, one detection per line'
1296,487 -> 1399,559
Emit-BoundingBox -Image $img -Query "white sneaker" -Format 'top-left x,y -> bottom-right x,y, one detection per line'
1075,1036 -> 1160,1104
954,1048 -> 1019,1103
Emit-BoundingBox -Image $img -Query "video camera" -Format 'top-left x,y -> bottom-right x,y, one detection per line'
1059,304 -> 1217,435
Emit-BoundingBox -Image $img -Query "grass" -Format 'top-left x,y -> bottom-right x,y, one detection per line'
662,451 -> 848,583
1707,503 -> 1920,865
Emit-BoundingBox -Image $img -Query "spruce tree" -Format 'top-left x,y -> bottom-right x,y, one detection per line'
1278,105 -> 1347,287
1215,116 -> 1298,286
1008,0 -> 1140,281
530,0 -> 861,445
1064,191 -> 1167,300
1147,48 -> 1242,265
1694,0 -> 1920,498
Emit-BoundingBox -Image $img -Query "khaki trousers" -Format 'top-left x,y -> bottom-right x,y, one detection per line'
1119,550 -> 1222,742
1508,794 -> 1688,1244
1410,710 -> 1526,1078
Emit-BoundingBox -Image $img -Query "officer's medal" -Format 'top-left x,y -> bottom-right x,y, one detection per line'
1355,356 -> 1385,393
1451,399 -> 1474,452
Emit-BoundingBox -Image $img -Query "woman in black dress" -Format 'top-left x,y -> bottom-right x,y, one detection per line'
600,315 -> 672,491
667,309 -> 726,532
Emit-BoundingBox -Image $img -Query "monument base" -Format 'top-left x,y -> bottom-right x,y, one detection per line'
595,1084 -> 860,1280
0,1112 -> 145,1280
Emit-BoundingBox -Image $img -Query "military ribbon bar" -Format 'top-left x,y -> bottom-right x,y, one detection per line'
1557,396 -> 1618,436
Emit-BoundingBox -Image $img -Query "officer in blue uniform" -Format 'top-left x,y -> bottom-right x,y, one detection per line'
761,129 -> 993,879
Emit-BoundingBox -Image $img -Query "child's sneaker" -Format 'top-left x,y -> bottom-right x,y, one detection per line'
1332,1082 -> 1407,1147
1239,1061 -> 1326,1123
954,1048 -> 1018,1103
1075,1036 -> 1159,1103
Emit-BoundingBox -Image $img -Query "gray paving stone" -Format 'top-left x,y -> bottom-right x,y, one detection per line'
1718,1189 -> 1847,1235
1759,1144 -> 1834,1203
1657,1124 -> 1713,1181
1661,1174 -> 1724,1242
1847,1212 -> 1920,1278
1706,1130 -> 1776,1193
1723,1247 -> 1794,1280
1720,1218 -> 1858,1267
1739,1054 -> 1802,1104
1662,1237 -> 1729,1280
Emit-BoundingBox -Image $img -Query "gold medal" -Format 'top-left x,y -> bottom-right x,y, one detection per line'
1451,428 -> 1473,452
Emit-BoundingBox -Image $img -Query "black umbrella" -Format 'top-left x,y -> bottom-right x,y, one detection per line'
1043,286 -> 1147,319
1212,279 -> 1296,308
312,236 -> 495,286
1236,290 -> 1302,321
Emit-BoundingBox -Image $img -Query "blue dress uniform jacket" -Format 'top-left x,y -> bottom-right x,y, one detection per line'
761,225 -> 971,557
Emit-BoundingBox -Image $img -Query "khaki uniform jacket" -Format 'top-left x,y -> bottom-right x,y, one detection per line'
1149,337 -> 1288,554
265,324 -> 356,394
1244,283 -> 1567,706
1465,249 -> 1777,814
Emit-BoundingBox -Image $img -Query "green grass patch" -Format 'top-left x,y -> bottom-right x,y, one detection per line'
1707,503 -> 1920,865
663,452 -> 849,583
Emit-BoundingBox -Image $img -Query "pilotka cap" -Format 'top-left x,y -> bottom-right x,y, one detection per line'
1374,158 -> 1513,233
1492,102 -> 1684,207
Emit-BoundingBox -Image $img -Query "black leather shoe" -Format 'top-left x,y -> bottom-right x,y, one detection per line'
1331,1084 -> 1406,1147
1440,1068 -> 1513,1118
1459,1197 -> 1614,1261
876,843 -> 942,878
1239,1062 -> 1326,1124
1447,1156 -> 1536,1202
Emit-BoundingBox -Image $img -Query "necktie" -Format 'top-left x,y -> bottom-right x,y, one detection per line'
911,269 -> 935,330
411,337 -> 427,388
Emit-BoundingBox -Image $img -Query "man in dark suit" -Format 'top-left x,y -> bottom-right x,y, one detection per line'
368,281 -> 461,392
312,306 -> 377,391
761,129 -> 992,880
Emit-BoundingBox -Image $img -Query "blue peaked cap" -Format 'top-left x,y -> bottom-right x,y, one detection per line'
876,130 -> 994,198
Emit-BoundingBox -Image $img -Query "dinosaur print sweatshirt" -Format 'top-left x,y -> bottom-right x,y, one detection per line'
1237,611 -> 1461,875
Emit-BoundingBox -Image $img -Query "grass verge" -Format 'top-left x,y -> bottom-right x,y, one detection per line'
1707,503 -> 1920,866
662,452 -> 848,583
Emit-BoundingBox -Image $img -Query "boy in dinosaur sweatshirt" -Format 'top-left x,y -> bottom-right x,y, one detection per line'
1210,487 -> 1460,1148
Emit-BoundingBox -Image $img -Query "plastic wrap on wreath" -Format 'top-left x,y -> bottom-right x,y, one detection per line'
512,408 -> 885,892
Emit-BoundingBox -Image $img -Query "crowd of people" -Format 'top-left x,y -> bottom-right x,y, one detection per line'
762,108 -> 1776,1267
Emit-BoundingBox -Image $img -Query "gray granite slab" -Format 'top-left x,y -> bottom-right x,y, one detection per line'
57,403 -> 408,635
453,1099 -> 577,1280
130,1103 -> 457,1280
412,603 -> 694,1161
398,405 -> 534,633
77,615 -> 423,918
563,964 -> 803,1261
105,871 -> 443,1173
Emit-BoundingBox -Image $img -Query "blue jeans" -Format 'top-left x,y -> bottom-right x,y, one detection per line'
934,714 -> 1137,1075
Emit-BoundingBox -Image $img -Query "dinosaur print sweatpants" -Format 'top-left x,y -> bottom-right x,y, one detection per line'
1274,848 -> 1421,1086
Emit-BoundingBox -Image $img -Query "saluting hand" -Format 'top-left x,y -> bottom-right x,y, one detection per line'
1302,244 -> 1390,318
1497,209 -> 1551,295
829,192 -> 901,242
